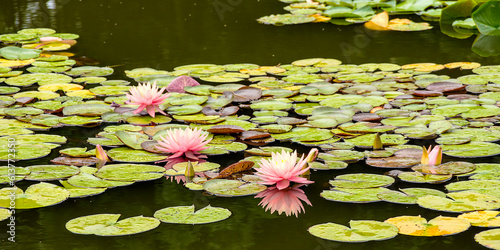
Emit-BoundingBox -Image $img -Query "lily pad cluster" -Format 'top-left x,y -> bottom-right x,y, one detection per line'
3,27 -> 500,248
258,0 -> 444,27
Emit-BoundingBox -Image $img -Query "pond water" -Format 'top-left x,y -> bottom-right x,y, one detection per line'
1,0 -> 500,249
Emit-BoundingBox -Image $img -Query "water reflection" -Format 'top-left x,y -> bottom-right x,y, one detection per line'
255,184 -> 312,217
162,157 -> 206,184
472,34 -> 500,57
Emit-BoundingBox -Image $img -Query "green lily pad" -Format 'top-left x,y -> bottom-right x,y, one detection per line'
167,95 -> 208,106
321,187 -> 390,203
475,228 -> 500,250
154,205 -> 231,224
0,46 -> 41,60
467,164 -> 500,180
257,14 -> 315,25
308,220 -> 399,243
378,188 -> 447,204
309,161 -> 348,170
0,208 -> 12,221
66,66 -> 114,77
320,95 -> 388,108
318,150 -> 365,163
107,147 -> 167,163
345,134 -> 408,148
329,173 -> 394,189
417,191 -> 500,212
398,171 -> 452,184
115,131 -> 149,150
0,182 -> 69,209
170,161 -> 220,174
0,144 -> 53,161
59,180 -> 106,198
441,128 -> 500,142
60,116 -> 102,126
67,173 -> 134,188
5,73 -> 72,87
63,104 -> 112,116
412,162 -> 476,175
441,142 -> 500,158
126,115 -> 172,125
95,164 -> 165,182
446,180 -> 500,192
203,179 -> 266,197
25,165 -> 80,181
250,100 -> 292,111
66,214 -> 160,236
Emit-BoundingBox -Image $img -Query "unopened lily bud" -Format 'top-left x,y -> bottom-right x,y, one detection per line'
185,161 -> 195,178
95,144 -> 109,169
373,133 -> 383,150
305,148 -> 319,163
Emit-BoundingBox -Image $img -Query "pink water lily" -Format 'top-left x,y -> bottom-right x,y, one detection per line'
155,127 -> 211,161
255,184 -> 312,217
255,150 -> 314,190
125,82 -> 170,117
421,145 -> 442,166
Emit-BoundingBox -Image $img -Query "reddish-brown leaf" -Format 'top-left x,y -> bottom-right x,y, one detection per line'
213,161 -> 255,179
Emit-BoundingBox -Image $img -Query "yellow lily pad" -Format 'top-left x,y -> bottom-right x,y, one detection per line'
385,215 -> 470,236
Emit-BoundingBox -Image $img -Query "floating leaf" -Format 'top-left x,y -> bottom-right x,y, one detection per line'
308,220 -> 399,242
65,214 -> 160,236
0,182 -> 69,209
154,205 -> 231,224
95,164 -> 165,182
475,228 -> 500,250
203,179 -> 266,197
321,187 -> 390,203
385,216 -> 470,236
329,173 -> 394,189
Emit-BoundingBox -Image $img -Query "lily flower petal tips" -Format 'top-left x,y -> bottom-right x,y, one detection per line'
125,82 -> 170,118
421,145 -> 442,166
255,150 -> 314,190
155,127 -> 212,161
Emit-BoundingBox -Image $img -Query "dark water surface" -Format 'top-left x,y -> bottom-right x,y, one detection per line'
0,0 -> 499,249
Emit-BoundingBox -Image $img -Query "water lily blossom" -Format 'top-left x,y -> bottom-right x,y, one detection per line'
255,184 -> 312,217
95,144 -> 109,168
255,150 -> 314,190
421,145 -> 442,166
155,127 -> 211,161
125,82 -> 169,117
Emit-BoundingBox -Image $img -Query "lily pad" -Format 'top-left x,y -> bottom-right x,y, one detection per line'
318,150 -> 365,163
417,191 -> 500,212
107,147 -> 167,163
67,173 -> 134,188
60,180 -> 106,198
0,182 -> 69,209
329,173 -> 394,189
385,216 -> 470,236
458,211 -> 500,227
308,220 -> 399,243
203,179 -> 266,197
398,171 -> 452,184
475,228 -> 500,250
95,164 -> 165,182
321,187 -> 390,203
65,214 -> 160,236
154,205 -> 231,224
378,188 -> 447,204
441,142 -> 500,158
25,165 -> 80,181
